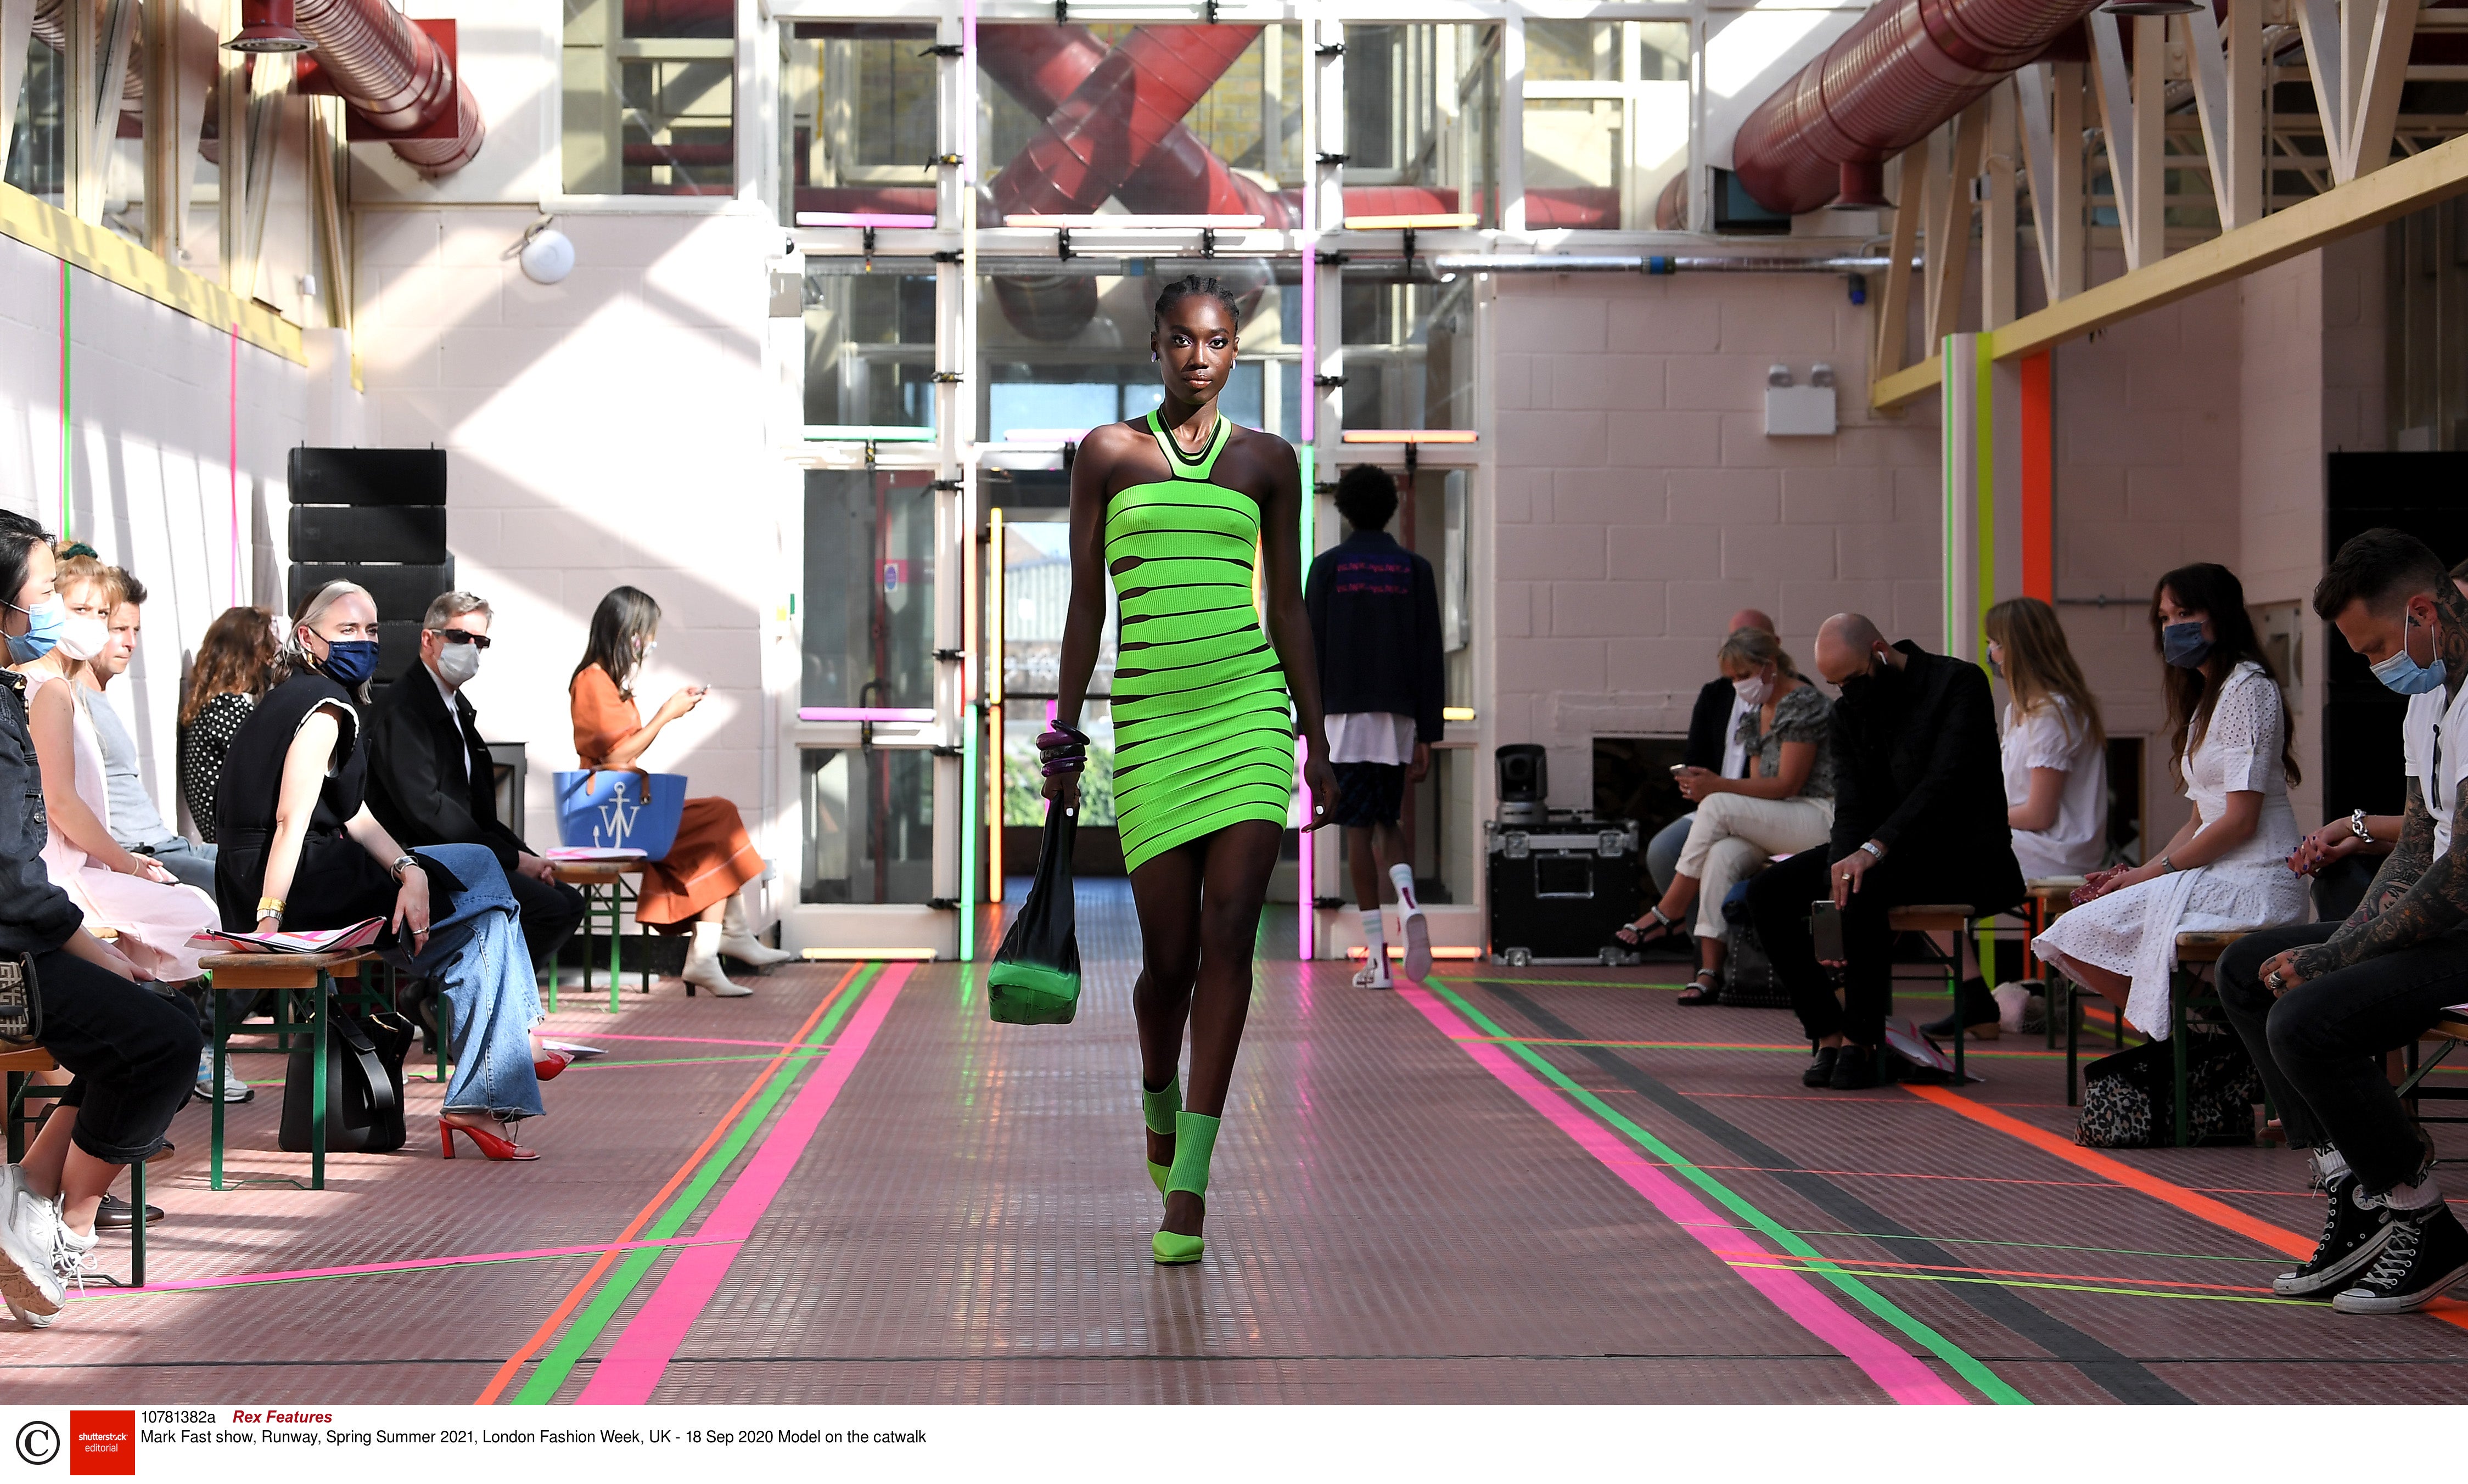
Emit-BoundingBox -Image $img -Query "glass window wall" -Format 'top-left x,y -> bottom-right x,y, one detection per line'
1521,20 -> 1689,231
979,264 -> 1296,440
563,0 -> 736,196
1342,276 -> 1475,431
780,22 -> 938,226
803,468 -> 938,711
804,261 -> 937,433
4,40 -> 67,207
1343,24 -> 1500,226
801,746 -> 934,903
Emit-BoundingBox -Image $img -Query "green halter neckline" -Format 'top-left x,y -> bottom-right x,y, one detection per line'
1145,409 -> 1233,481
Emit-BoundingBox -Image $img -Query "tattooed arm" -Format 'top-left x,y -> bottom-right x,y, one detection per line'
2288,778 -> 2450,980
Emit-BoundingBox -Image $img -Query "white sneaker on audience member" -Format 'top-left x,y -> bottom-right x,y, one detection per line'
683,921 -> 753,998
0,1173 -> 66,1326
193,1048 -> 251,1104
718,896 -> 794,969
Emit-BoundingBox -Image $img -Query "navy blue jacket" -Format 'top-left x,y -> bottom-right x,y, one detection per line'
0,669 -> 85,955
1304,529 -> 1445,745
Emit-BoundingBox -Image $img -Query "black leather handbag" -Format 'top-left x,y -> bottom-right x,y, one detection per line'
988,803 -> 1082,1025
280,1007 -> 417,1154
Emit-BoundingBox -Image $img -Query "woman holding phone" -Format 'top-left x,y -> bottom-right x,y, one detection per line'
569,586 -> 787,998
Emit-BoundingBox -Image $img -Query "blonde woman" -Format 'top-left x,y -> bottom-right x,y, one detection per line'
19,549 -> 218,983
1985,597 -> 2108,881
1617,628 -> 1835,1005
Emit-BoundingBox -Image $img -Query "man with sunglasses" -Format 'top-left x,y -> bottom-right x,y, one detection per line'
364,592 -> 584,974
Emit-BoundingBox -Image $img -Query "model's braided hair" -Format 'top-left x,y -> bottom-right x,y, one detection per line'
1152,273 -> 1244,328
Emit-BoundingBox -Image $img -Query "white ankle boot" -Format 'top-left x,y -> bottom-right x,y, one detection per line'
719,897 -> 794,969
683,921 -> 753,997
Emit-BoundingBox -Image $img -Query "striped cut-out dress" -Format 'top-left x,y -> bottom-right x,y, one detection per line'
1103,411 -> 1296,872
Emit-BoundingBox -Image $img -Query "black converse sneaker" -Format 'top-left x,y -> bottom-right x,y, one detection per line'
2274,1173 -> 2393,1296
2332,1204 -> 2468,1314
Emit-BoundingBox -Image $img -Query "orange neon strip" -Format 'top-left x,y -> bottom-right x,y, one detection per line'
1344,945 -> 1483,960
1342,212 -> 1479,231
1340,429 -> 1479,445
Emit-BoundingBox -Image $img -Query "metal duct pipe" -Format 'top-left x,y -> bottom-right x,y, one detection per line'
291,0 -> 481,174
1731,0 -> 2110,216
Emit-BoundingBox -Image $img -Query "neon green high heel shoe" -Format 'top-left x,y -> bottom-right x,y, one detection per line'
1142,1076 -> 1181,1198
1152,1110 -> 1219,1265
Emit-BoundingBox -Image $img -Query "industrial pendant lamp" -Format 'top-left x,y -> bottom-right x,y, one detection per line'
2101,0 -> 2203,16
226,0 -> 313,53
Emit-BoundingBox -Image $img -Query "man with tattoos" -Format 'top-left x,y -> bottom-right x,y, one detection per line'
2219,528 -> 2468,1313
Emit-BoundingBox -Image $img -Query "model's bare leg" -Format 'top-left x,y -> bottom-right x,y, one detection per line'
1128,842 -> 1204,1173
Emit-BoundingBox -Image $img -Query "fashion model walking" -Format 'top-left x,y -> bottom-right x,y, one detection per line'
1042,275 -> 1337,1265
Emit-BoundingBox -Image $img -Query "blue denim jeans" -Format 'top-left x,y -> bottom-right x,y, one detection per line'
1647,813 -> 1695,896
383,843 -> 545,1121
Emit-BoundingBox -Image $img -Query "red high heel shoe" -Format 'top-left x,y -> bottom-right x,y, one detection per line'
439,1117 -> 541,1161
533,1049 -> 573,1082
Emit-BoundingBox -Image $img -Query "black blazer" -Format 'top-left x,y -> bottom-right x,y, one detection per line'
364,661 -> 531,874
1682,677 -> 1737,772
0,670 -> 83,955
1827,641 -> 2022,909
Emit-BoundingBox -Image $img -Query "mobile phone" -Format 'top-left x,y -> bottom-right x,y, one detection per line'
1810,901 -> 1846,962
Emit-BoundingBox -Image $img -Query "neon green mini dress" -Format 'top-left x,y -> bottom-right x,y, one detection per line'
1104,410 -> 1295,873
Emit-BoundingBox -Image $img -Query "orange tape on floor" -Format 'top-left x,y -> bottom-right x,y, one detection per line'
1904,1083 -> 2468,1330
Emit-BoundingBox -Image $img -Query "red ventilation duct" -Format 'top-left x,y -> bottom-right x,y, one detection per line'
293,0 -> 484,174
1731,0 -> 2109,216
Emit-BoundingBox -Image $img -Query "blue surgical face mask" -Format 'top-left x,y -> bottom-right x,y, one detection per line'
2371,609 -> 2448,695
5,595 -> 65,663
316,638 -> 381,689
2161,620 -> 2212,670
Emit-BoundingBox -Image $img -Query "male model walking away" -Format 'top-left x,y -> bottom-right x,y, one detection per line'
1306,464 -> 1446,987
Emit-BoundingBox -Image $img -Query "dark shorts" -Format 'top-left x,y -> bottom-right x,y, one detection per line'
1330,761 -> 1405,828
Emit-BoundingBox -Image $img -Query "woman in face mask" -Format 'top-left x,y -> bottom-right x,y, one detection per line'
1614,626 -> 1837,1005
18,550 -> 220,983
2033,562 -> 2307,1037
212,581 -> 554,1160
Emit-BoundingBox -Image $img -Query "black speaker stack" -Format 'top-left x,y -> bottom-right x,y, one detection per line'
286,448 -> 453,689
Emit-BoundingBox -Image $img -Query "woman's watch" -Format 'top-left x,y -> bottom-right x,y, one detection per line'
390,854 -> 418,882
2350,808 -> 2374,842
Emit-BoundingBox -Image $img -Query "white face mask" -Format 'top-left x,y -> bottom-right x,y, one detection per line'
436,640 -> 481,686
1732,673 -> 1770,707
56,612 -> 110,663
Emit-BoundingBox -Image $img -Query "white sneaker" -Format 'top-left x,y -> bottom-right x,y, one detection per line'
0,1177 -> 66,1325
194,1048 -> 252,1104
1351,960 -> 1394,990
1400,910 -> 1433,982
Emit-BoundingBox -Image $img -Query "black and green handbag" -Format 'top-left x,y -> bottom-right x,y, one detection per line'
988,802 -> 1082,1025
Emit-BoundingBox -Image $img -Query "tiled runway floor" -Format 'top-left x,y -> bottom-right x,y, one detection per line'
8,879 -> 2468,1402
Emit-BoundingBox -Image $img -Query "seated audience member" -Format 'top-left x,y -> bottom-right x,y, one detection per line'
81,569 -> 216,894
1925,597 -> 2110,1039
20,549 -> 218,986
2218,530 -> 2468,1313
0,511 -> 200,1330
1624,627 -> 1832,1006
1745,614 -> 2023,1090
216,581 -> 557,1161
365,592 -> 584,973
1305,464 -> 1445,988
178,606 -> 277,844
2034,563 -> 2304,1037
1630,607 -> 1776,942
570,586 -> 789,998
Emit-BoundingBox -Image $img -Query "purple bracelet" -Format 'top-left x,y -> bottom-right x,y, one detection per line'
1037,724 -> 1090,777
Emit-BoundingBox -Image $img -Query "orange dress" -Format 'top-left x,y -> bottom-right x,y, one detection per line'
570,665 -> 763,928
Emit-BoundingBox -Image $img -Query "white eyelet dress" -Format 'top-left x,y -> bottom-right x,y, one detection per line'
2032,661 -> 2307,1039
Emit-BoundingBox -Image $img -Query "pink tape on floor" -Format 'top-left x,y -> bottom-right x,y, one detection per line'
576,963 -> 912,1403
81,1236 -> 741,1298
558,1033 -> 804,1050
1395,982 -> 1964,1406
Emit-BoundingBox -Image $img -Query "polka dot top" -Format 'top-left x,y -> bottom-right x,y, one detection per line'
179,692 -> 255,844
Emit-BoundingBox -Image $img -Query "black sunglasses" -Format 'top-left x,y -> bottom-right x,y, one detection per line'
428,629 -> 492,650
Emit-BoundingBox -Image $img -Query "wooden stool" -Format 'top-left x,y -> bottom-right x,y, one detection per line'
548,862 -> 648,1013
3,1044 -> 147,1287
199,951 -> 375,1191
2397,1011 -> 2468,1125
2160,930 -> 2252,1146
2018,878 -> 2085,1049
1887,904 -> 1981,1081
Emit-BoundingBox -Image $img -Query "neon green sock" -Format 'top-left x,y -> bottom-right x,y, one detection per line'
1166,1110 -> 1220,1199
1141,1076 -> 1181,1136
